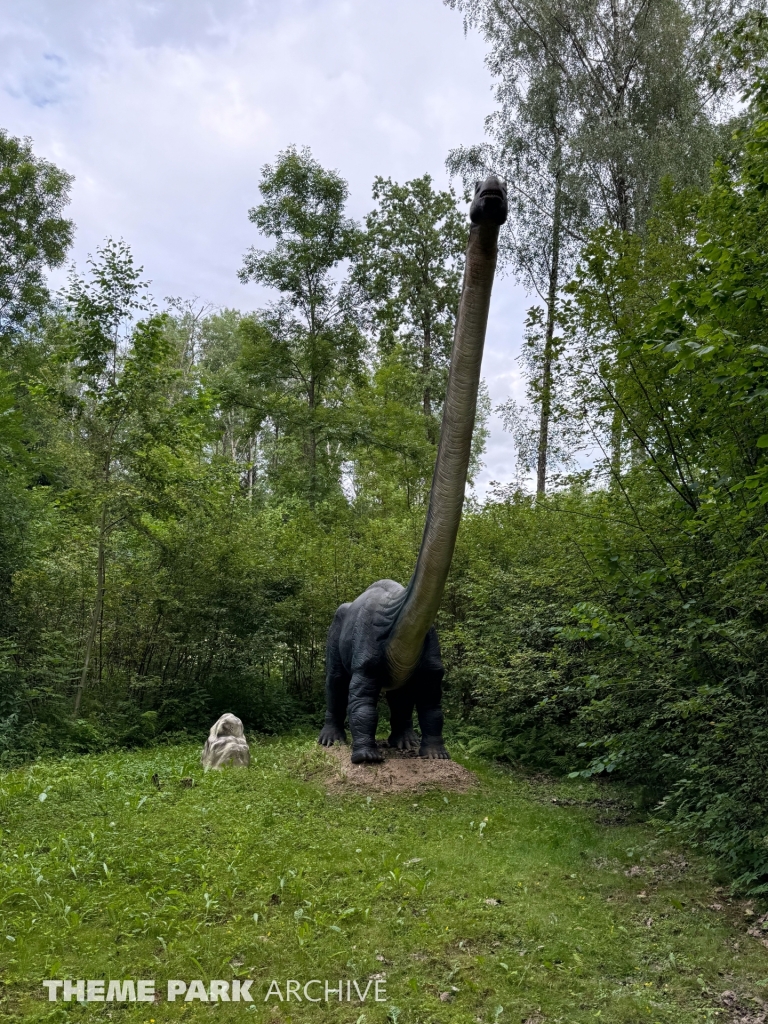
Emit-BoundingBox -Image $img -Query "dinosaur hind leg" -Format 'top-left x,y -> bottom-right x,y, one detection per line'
415,628 -> 449,759
417,626 -> 448,765
385,685 -> 419,750
415,674 -> 449,759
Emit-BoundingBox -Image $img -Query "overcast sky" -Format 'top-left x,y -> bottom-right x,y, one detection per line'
1,0 -> 530,492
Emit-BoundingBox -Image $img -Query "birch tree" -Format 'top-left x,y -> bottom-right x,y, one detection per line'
447,0 -> 748,487
448,27 -> 588,492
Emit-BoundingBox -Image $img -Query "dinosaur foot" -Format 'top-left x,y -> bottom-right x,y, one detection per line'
318,725 -> 347,746
419,740 -> 450,760
386,728 -> 420,751
350,745 -> 385,764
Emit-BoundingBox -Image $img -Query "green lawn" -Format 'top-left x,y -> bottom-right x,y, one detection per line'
0,736 -> 765,1023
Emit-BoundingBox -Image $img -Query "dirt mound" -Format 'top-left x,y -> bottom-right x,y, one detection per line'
316,742 -> 479,795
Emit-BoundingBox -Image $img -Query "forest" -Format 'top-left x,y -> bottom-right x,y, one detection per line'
2,0 -> 768,895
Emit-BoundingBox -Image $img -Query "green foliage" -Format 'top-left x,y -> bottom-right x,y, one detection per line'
238,146 -> 365,503
357,175 -> 466,421
501,70 -> 768,891
349,174 -> 489,509
240,145 -> 358,290
447,0 -> 742,233
0,129 -> 73,338
439,493 -> 588,770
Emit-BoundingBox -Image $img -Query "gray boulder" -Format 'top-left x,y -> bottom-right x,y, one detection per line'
201,713 -> 250,769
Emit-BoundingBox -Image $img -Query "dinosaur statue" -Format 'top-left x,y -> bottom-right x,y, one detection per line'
318,175 -> 507,764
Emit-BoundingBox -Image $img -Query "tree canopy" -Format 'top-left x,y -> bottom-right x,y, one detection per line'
0,130 -> 73,339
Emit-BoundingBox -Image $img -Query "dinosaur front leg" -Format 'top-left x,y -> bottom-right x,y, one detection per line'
416,672 -> 450,760
385,685 -> 419,750
318,611 -> 349,746
318,671 -> 349,746
348,672 -> 384,764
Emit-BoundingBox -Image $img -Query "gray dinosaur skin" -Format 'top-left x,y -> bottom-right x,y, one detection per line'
318,176 -> 508,765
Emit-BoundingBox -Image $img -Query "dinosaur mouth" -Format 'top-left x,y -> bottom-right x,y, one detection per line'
470,177 -> 508,224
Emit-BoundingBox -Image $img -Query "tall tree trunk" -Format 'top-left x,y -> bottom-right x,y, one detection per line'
307,375 -> 317,504
422,322 -> 432,418
610,166 -> 630,479
536,168 -> 563,497
610,400 -> 623,480
73,504 -> 107,717
615,171 -> 630,233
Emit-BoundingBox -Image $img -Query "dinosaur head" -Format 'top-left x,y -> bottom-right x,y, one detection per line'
469,174 -> 508,226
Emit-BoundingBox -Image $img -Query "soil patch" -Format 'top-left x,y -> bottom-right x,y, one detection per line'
311,742 -> 479,795
719,989 -> 768,1023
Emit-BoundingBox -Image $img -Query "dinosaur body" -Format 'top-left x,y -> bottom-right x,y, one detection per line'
319,176 -> 507,764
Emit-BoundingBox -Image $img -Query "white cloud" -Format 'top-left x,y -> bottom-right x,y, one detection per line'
0,0 -> 532,490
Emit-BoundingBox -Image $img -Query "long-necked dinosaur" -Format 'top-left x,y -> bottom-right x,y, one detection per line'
318,175 -> 507,763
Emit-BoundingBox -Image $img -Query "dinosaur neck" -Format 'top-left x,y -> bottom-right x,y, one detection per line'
386,220 -> 500,686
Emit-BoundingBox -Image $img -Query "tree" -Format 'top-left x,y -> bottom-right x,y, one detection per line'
356,176 -> 467,430
239,147 -> 364,502
450,0 -> 745,231
49,241 -> 206,715
447,0 -> 748,485
448,47 -> 589,493
0,130 -> 73,339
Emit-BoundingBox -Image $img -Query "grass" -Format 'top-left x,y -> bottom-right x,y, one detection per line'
0,735 -> 766,1023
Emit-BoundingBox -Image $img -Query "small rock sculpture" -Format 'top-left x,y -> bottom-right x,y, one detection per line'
201,713 -> 250,769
